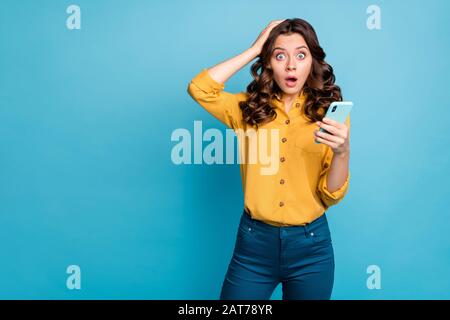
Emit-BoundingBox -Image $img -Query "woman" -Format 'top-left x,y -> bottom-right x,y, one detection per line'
187,18 -> 351,300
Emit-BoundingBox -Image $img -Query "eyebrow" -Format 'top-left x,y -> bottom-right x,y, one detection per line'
272,46 -> 308,52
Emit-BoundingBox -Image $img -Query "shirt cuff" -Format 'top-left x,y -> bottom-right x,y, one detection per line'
190,68 -> 225,94
319,170 -> 350,204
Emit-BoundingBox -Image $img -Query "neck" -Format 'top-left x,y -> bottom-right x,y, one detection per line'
282,94 -> 296,104
282,90 -> 302,105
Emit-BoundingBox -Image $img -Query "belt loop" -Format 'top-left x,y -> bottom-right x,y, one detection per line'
303,223 -> 310,238
244,208 -> 252,219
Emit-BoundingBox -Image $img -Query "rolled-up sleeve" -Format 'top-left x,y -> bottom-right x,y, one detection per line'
187,68 -> 242,130
316,115 -> 351,208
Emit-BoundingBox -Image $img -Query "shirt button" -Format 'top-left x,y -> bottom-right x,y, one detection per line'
279,201 -> 285,207
324,163 -> 329,168
280,179 -> 285,184
280,157 -> 285,162
282,137 -> 287,143
296,103 -> 301,108
285,119 -> 290,125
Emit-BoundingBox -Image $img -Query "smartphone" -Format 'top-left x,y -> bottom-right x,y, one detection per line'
315,101 -> 353,144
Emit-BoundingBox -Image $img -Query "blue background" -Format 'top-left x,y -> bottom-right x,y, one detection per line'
1,0 -> 449,299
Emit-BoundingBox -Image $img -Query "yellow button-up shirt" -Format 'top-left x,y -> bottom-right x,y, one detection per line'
187,68 -> 350,226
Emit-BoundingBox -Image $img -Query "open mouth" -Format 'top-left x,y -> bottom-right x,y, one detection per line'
284,76 -> 298,87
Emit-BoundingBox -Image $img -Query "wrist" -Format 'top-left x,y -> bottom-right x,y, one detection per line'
334,150 -> 350,159
247,46 -> 260,59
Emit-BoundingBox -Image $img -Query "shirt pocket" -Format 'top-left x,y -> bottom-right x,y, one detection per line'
293,130 -> 325,187
294,130 -> 325,154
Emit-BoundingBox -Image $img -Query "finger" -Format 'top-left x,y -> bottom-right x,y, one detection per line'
269,20 -> 284,28
314,130 -> 344,145
322,117 -> 346,130
314,135 -> 337,148
316,121 -> 340,136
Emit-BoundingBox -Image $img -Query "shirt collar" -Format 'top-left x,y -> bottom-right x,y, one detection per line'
271,90 -> 307,114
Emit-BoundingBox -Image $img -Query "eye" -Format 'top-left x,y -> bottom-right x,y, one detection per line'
297,52 -> 306,59
275,53 -> 285,60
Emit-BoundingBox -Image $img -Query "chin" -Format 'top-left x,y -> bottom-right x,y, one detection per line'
281,86 -> 300,94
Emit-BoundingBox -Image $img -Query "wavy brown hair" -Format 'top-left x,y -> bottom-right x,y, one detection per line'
239,18 -> 343,128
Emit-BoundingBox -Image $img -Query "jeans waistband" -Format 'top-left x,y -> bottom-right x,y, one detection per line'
242,208 -> 329,238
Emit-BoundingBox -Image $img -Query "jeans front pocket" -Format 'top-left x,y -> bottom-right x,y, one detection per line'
308,215 -> 333,245
237,214 -> 256,240
310,229 -> 332,245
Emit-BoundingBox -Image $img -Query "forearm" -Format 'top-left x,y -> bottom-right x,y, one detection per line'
207,47 -> 259,84
326,151 -> 349,193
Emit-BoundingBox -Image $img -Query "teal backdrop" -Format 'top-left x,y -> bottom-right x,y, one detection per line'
0,0 -> 449,299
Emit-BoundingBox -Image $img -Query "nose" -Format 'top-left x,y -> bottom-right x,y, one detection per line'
286,57 -> 296,71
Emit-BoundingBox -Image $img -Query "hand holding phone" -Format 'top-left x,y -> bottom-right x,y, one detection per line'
315,101 -> 353,144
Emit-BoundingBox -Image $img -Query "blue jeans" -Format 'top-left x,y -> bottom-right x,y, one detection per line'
220,209 -> 335,300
